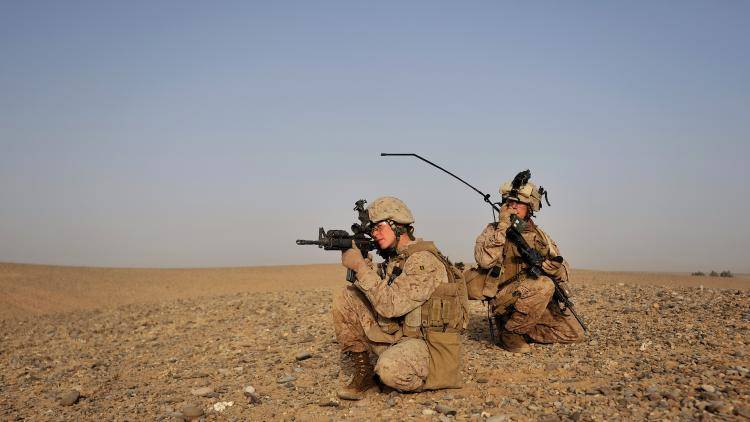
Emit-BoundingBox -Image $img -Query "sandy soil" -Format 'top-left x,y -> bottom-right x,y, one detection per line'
0,263 -> 346,320
2,263 -> 745,320
1,263 -> 748,421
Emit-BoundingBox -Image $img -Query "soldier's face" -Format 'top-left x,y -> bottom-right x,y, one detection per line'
508,200 -> 529,219
370,221 -> 396,249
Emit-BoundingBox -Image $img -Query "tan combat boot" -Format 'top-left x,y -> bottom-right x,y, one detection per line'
337,351 -> 378,400
495,315 -> 531,353
499,330 -> 531,353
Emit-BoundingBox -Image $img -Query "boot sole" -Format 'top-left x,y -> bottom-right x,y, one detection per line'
337,384 -> 379,401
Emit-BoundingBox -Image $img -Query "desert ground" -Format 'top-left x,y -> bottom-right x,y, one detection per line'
1,263 -> 748,421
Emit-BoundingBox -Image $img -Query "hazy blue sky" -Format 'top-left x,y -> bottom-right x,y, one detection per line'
1,1 -> 748,272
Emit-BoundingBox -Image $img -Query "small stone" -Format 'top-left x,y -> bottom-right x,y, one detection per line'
476,377 -> 489,384
277,374 -> 296,383
190,387 -> 214,397
182,405 -> 203,419
245,391 -> 260,405
700,391 -> 721,400
662,390 -> 680,401
734,406 -> 750,418
647,392 -> 661,401
487,416 -> 511,422
435,404 -> 457,416
295,351 -> 312,361
699,384 -> 716,393
706,401 -> 733,414
212,401 -> 233,412
60,390 -> 80,406
422,409 -> 437,416
319,399 -> 340,407
386,397 -> 397,407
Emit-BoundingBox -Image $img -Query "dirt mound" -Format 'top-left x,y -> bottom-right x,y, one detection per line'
1,264 -> 749,420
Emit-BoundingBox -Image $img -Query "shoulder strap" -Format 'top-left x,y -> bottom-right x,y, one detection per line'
403,240 -> 439,257
400,240 -> 459,284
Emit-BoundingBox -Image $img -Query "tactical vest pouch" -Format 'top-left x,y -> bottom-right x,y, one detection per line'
464,267 -> 486,300
464,267 -> 503,300
422,330 -> 462,390
419,282 -> 465,331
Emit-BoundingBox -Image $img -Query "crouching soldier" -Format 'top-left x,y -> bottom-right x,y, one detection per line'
332,196 -> 469,400
469,171 -> 585,353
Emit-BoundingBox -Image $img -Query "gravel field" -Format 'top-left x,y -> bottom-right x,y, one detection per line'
1,264 -> 748,421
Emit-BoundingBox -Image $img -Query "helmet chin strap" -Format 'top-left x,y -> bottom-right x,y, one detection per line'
389,220 -> 402,250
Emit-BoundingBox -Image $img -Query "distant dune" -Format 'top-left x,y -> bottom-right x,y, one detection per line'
0,262 -> 746,320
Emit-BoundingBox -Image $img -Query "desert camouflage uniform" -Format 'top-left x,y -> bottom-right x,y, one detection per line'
475,219 -> 584,343
332,240 -> 449,392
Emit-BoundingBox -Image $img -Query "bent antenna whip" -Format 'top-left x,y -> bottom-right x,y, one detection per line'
380,153 -> 500,221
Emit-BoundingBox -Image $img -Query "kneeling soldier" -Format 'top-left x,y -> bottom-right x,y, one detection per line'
332,196 -> 468,400
472,172 -> 585,353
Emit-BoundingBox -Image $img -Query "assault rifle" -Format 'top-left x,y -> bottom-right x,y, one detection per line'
507,216 -> 588,332
381,153 -> 588,333
296,200 -> 377,282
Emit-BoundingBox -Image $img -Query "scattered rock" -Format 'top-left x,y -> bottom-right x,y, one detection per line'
243,385 -> 260,404
277,374 -> 296,383
3,273 -> 749,420
60,390 -> 80,406
706,401 -> 733,414
190,386 -> 214,397
734,405 -> 750,418
699,384 -> 716,393
212,401 -> 233,412
436,404 -> 457,416
295,351 -> 312,361
319,399 -> 340,407
181,405 -> 203,419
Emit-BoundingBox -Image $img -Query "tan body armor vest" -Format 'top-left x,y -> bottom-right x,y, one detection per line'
500,220 -> 551,283
377,240 -> 469,339
466,219 -> 558,301
381,240 -> 468,390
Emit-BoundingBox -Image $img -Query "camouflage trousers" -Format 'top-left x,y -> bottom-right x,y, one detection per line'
332,285 -> 430,392
495,275 -> 584,343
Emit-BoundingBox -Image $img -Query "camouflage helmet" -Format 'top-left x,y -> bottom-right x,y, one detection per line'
500,170 -> 545,212
366,196 -> 414,225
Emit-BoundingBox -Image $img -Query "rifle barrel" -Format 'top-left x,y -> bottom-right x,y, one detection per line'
296,240 -> 319,245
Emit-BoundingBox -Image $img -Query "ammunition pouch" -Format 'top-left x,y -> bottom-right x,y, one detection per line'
422,330 -> 461,390
419,282 -> 465,332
